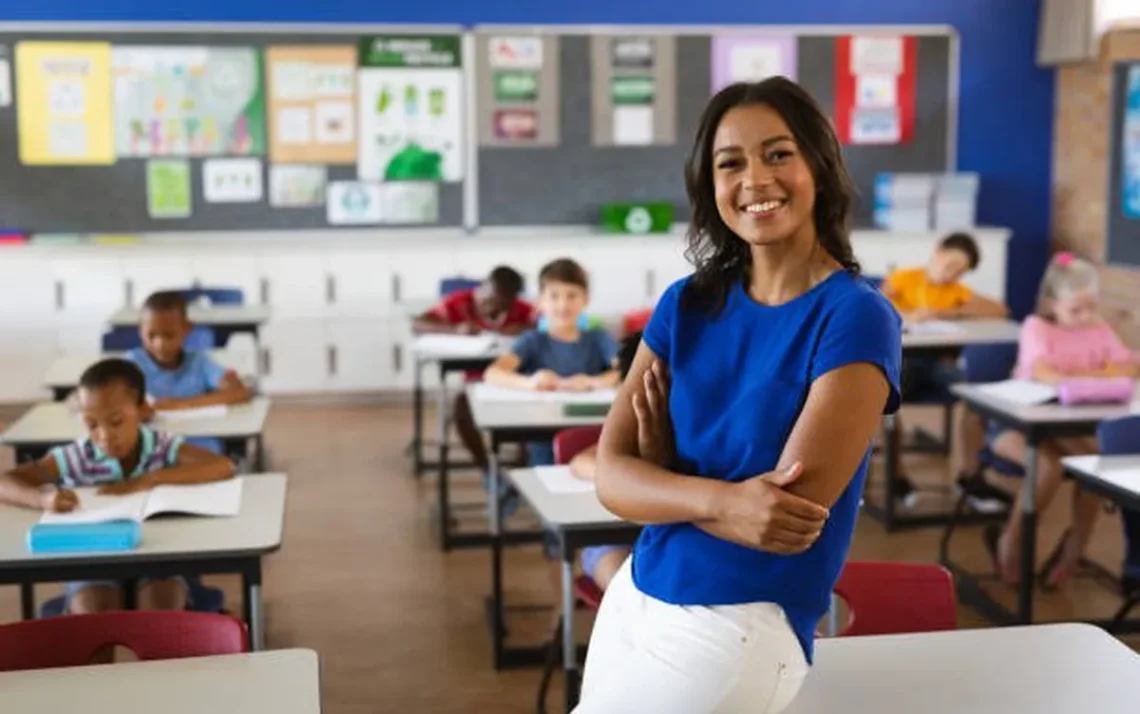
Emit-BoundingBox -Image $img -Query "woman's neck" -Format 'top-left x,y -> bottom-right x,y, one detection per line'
746,234 -> 838,306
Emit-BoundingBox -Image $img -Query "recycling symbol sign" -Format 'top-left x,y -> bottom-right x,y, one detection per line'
624,206 -> 653,233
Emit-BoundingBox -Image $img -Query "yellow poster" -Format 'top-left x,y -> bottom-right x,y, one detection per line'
16,41 -> 114,165
266,45 -> 356,164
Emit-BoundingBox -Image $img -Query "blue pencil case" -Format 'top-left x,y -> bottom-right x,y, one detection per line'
27,521 -> 141,554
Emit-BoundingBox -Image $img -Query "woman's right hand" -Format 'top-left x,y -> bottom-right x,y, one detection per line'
703,462 -> 829,555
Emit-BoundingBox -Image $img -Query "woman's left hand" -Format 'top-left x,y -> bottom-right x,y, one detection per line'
634,360 -> 674,468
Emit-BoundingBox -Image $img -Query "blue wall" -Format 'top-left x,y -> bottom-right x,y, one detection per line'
0,1 -> 1053,316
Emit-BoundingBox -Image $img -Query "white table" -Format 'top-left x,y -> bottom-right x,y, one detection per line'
468,382 -> 614,671
109,304 -> 271,331
0,397 -> 272,470
900,318 -> 1022,349
0,648 -> 318,713
1063,454 -> 1140,513
0,474 -> 287,650
785,624 -> 1140,713
43,349 -> 259,401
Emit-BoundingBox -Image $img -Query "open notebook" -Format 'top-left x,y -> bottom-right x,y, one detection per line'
474,383 -> 617,404
39,478 -> 243,526
902,321 -> 964,336
974,380 -> 1059,406
154,404 -> 229,422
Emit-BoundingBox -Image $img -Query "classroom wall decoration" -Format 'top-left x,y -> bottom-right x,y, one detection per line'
111,46 -> 265,157
15,41 -> 115,165
590,35 -> 677,147
146,158 -> 192,218
1108,62 -> 1140,266
202,157 -> 263,203
1122,65 -> 1140,220
477,34 -> 561,147
834,35 -> 917,145
0,46 -> 11,107
269,164 -> 327,208
710,35 -> 797,91
266,45 -> 356,164
356,34 -> 464,183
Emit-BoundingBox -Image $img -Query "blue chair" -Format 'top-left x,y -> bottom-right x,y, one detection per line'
1097,416 -> 1140,623
439,277 -> 481,297
182,287 -> 244,306
38,576 -> 226,618
101,326 -> 215,353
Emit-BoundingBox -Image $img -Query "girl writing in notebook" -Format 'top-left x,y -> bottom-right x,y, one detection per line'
0,358 -> 234,616
964,253 -> 1138,587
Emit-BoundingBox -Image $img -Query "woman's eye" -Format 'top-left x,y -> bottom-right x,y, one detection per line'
767,150 -> 792,163
716,159 -> 741,170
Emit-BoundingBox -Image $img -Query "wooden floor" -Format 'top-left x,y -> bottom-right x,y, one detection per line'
1,402 -> 1137,713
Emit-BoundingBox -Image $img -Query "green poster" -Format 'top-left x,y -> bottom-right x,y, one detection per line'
601,202 -> 674,234
493,71 -> 539,102
358,35 -> 462,68
611,75 -> 655,105
147,159 -> 192,218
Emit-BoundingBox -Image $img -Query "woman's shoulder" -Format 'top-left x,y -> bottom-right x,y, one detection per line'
819,271 -> 899,321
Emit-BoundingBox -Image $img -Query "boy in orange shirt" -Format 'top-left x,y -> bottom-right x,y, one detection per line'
882,232 -> 1008,507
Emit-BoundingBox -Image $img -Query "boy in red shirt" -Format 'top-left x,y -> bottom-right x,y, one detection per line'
414,266 -> 535,470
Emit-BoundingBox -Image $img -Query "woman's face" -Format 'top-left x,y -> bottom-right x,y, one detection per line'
712,103 -> 817,249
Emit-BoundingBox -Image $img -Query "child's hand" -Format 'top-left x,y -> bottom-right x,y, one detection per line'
907,308 -> 936,323
41,487 -> 78,513
455,321 -> 480,335
531,370 -> 560,391
97,476 -> 155,496
558,374 -> 595,392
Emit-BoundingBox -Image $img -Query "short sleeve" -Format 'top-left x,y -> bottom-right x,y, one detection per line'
48,445 -> 72,486
1014,316 -> 1052,377
427,292 -> 465,323
155,431 -> 184,467
811,290 -> 903,414
510,330 -> 542,374
197,353 -> 228,390
643,278 -> 686,364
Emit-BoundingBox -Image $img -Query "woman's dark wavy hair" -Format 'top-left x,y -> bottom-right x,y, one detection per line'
682,77 -> 859,314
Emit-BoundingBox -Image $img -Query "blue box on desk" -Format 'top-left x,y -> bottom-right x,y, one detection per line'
27,521 -> 142,554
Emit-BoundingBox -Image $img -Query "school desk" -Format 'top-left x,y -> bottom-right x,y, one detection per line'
0,397 -> 272,471
785,624 -> 1139,714
867,318 -> 1022,532
0,648 -> 318,713
0,474 -> 286,651
507,465 -> 639,711
108,304 -> 271,350
42,349 -> 259,402
945,382 -> 1140,634
467,382 -> 613,671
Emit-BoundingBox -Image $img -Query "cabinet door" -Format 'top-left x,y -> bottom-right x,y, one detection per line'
325,251 -> 394,319
121,255 -> 195,307
258,319 -> 328,394
0,256 -> 56,326
0,328 -> 57,403
52,256 -> 125,325
643,239 -> 692,304
189,253 -> 262,303
387,247 -> 458,318
578,243 -> 651,318
326,318 -> 394,392
387,316 -> 417,391
258,252 -> 328,320
57,326 -> 106,354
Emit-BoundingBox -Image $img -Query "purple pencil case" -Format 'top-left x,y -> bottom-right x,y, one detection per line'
1056,377 -> 1134,405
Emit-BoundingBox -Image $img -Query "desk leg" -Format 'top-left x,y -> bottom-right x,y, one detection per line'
489,440 -> 505,669
243,564 -> 264,651
20,583 -> 34,620
1018,441 -> 1039,624
883,414 -> 897,530
253,435 -> 266,473
412,358 -> 425,477
562,548 -> 580,712
437,368 -> 452,550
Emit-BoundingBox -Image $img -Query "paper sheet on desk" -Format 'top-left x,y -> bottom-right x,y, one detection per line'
414,334 -> 499,356
903,321 -> 964,336
975,380 -> 1058,406
155,405 -> 229,421
534,466 -> 596,494
475,384 -> 617,404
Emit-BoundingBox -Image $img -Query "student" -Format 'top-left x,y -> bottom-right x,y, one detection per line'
962,253 -> 1138,587
0,358 -> 235,616
414,266 -> 536,471
881,232 -> 1008,507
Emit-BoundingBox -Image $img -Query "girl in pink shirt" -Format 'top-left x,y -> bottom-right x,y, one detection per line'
986,253 -> 1138,587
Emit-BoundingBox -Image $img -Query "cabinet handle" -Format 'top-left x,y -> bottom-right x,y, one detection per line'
326,275 -> 337,304
328,345 -> 338,376
124,279 -> 134,308
54,280 -> 64,311
645,269 -> 656,298
392,344 -> 403,373
260,347 -> 272,376
259,278 -> 270,305
391,274 -> 403,303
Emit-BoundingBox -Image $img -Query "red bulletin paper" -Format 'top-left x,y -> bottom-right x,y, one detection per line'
834,35 -> 916,145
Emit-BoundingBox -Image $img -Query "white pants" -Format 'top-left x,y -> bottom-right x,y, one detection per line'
573,559 -> 809,714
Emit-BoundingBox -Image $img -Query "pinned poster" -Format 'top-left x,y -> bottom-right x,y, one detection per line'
146,159 -> 192,218
15,41 -> 115,164
835,35 -> 916,146
377,181 -> 439,223
202,157 -> 263,203
269,164 -> 327,207
488,36 -> 543,70
590,35 -> 676,147
112,46 -> 265,157
1123,65 -> 1140,219
479,33 -> 560,147
356,35 -> 464,182
0,47 -> 10,107
710,35 -> 797,92
266,46 -> 356,163
327,181 -> 382,224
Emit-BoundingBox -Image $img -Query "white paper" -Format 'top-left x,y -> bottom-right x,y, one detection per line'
269,164 -> 327,207
975,380 -> 1059,406
313,64 -> 354,97
0,58 -> 11,107
314,100 -> 354,144
276,106 -> 313,145
327,181 -> 382,224
155,404 -> 229,421
473,383 -> 616,404
271,61 -> 313,101
414,334 -> 498,357
850,108 -> 901,144
377,182 -> 438,223
729,43 -> 782,82
488,36 -> 544,69
48,79 -> 86,115
613,105 -> 654,146
856,74 -> 897,108
142,478 -> 242,519
202,158 -> 262,203
533,465 -> 596,494
851,36 -> 904,76
40,489 -> 148,525
47,123 -> 88,158
903,320 -> 963,336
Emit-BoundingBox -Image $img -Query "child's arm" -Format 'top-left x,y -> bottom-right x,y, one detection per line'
560,369 -> 620,390
97,443 -> 235,495
0,457 -> 75,511
569,445 -> 599,481
154,371 -> 252,410
484,352 -> 557,390
413,311 -> 477,335
941,295 -> 1008,320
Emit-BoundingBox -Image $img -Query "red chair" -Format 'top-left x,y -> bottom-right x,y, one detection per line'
0,611 -> 249,672
553,425 -> 604,466
832,561 -> 957,637
622,308 -> 652,337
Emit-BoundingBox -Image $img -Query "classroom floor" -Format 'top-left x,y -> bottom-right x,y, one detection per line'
1,402 -> 1137,713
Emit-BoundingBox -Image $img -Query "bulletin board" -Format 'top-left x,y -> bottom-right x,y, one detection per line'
0,24 -> 467,233
472,25 -> 958,228
1107,61 -> 1140,267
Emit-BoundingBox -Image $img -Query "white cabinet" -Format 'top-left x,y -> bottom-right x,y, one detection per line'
326,319 -> 393,392
387,246 -> 457,308
121,256 -> 195,307
0,256 -> 56,325
0,328 -> 57,402
643,240 -> 692,303
259,319 -> 327,394
580,244 -> 653,317
52,257 -> 124,325
57,325 -> 107,354
325,251 -> 393,318
258,253 -> 328,320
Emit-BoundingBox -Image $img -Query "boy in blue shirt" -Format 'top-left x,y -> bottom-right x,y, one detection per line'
128,291 -> 253,453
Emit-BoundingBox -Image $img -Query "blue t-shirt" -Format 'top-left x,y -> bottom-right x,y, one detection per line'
127,347 -> 227,454
635,271 -> 902,663
510,328 -> 619,378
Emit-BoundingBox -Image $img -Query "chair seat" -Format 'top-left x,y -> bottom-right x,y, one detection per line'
573,575 -> 604,611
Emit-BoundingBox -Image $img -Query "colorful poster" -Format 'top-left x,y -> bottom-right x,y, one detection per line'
1123,65 -> 1140,219
357,35 -> 464,182
270,165 -> 327,207
488,37 -> 543,69
611,37 -> 654,69
327,181 -> 382,224
266,46 -> 356,164
710,35 -> 797,92
0,47 -> 10,107
203,157 -> 262,203
493,71 -> 538,102
146,159 -> 192,218
378,182 -> 438,223
834,35 -> 916,146
112,46 -> 265,157
493,109 -> 538,140
15,41 -> 115,165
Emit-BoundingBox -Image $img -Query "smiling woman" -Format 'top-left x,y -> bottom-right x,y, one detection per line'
572,78 -> 903,714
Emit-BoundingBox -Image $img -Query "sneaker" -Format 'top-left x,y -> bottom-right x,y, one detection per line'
893,475 -> 921,509
955,472 -> 1009,514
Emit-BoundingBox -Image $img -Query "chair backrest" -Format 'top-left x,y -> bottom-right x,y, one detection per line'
101,326 -> 141,351
961,342 -> 1020,384
1098,416 -> 1140,455
439,277 -> 481,297
832,561 -> 957,637
0,611 -> 248,672
622,308 -> 652,337
553,426 -> 604,465
184,287 -> 245,306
